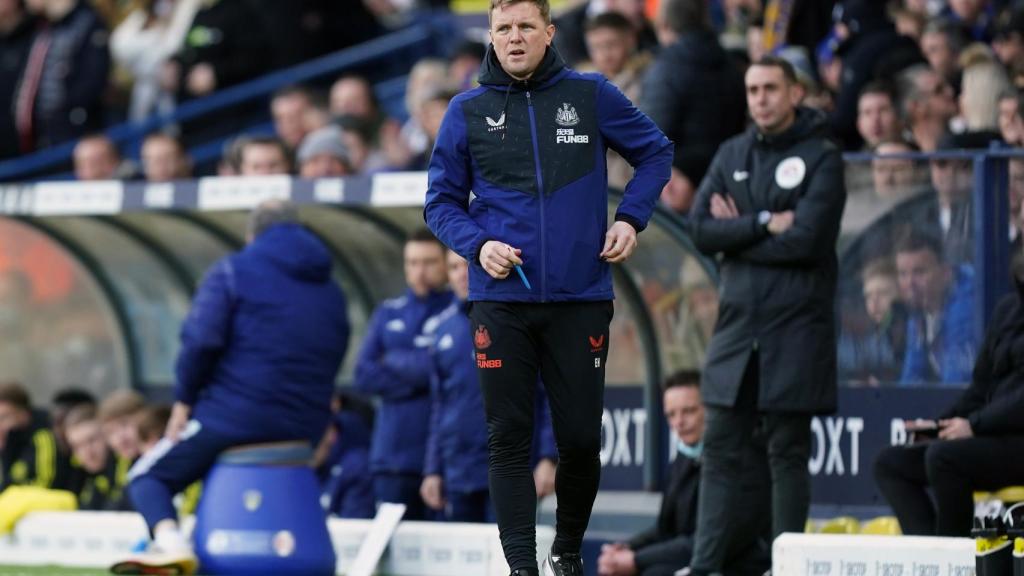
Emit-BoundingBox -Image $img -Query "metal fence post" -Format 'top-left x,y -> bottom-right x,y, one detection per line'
973,147 -> 1011,342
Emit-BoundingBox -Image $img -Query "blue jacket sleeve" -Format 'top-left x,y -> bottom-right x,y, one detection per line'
424,98 -> 490,262
534,382 -> 558,461
596,78 -> 673,232
175,259 -> 235,406
424,349 -> 444,477
353,309 -> 430,400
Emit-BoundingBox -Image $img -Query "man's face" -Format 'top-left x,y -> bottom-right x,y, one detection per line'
999,97 -> 1022,145
914,71 -> 957,122
585,27 -> 633,79
872,143 -> 916,199
863,274 -> 899,325
896,248 -> 949,312
489,1 -> 555,81
404,241 -> 447,297
993,33 -> 1023,67
446,250 -> 469,300
300,154 -> 349,179
949,0 -> 986,24
664,386 -> 704,447
240,143 -> 289,175
330,79 -> 374,118
929,158 -> 972,204
272,94 -> 312,149
101,416 -> 139,461
67,421 -> 109,474
73,140 -> 118,181
920,32 -> 956,81
421,98 -> 449,143
141,137 -> 186,182
745,65 -> 800,135
857,92 -> 900,147
0,402 -> 28,447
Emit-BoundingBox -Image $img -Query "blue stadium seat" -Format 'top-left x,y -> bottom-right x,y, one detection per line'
192,442 -> 335,576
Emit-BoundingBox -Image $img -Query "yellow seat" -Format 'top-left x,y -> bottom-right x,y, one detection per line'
860,516 -> 902,535
805,519 -> 818,533
995,487 -> 1024,503
819,516 -> 861,534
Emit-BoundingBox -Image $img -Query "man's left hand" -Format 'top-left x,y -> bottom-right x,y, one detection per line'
601,221 -> 638,263
938,417 -> 973,440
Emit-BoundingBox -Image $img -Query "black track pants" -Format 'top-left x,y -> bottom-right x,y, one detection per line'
469,300 -> 613,572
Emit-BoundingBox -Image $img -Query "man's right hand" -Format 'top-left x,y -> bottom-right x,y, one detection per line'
420,474 -> 445,510
479,240 -> 523,280
166,402 -> 191,442
768,210 -> 795,235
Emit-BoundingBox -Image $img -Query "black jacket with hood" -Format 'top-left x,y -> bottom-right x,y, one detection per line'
689,107 -> 846,413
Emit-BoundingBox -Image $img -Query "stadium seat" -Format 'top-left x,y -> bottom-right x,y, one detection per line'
817,517 -> 861,534
860,516 -> 901,536
995,487 -> 1024,504
192,442 -> 335,576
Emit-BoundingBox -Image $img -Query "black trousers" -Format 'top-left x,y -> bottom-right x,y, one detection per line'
469,300 -> 613,571
874,436 -> 1024,536
691,353 -> 808,575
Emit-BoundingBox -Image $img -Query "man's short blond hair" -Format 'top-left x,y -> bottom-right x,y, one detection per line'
97,390 -> 146,424
490,0 -> 551,24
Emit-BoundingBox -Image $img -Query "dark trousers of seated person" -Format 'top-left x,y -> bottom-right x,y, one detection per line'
874,436 -> 1024,536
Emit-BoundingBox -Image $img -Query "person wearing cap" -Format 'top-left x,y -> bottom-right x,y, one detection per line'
297,125 -> 353,178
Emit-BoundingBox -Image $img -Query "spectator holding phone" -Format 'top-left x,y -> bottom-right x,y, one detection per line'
874,252 -> 1024,536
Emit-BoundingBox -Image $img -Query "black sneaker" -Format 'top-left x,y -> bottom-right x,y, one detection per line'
542,551 -> 583,575
511,569 -> 539,576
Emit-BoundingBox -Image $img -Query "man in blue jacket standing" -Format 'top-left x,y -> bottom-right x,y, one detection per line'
114,200 -> 350,574
354,229 -> 453,521
421,250 -> 558,523
424,0 -> 672,572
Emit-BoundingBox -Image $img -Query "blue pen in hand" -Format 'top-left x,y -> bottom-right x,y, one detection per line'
507,245 -> 532,290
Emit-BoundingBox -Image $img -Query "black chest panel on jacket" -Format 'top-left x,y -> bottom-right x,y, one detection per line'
462,78 -> 597,196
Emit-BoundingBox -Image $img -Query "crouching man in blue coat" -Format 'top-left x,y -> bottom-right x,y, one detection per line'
113,200 -> 350,575
421,250 -> 558,522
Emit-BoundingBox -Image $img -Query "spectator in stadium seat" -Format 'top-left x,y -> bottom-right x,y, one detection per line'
420,250 -> 557,523
237,135 -> 292,176
109,0 -> 200,121
162,0 -> 271,100
992,7 -> 1024,68
406,87 -> 456,171
871,140 -> 927,202
958,48 -> 1012,140
400,59 -> 448,165
15,0 -> 109,152
72,134 -> 123,181
875,249 -> 1024,536
597,371 -> 705,576
64,404 -> 132,511
838,258 -> 908,385
919,18 -> 970,88
448,40 -> 486,90
315,390 -> 375,520
115,200 -> 349,574
554,0 -> 658,68
584,11 -> 652,191
897,64 -> 958,152
335,115 -> 387,174
923,133 -> 975,265
329,75 -> 405,170
640,0 -> 746,216
997,91 -> 1023,146
271,85 -> 316,151
297,125 -> 354,178
353,229 -> 453,522
945,0 -> 994,42
0,382 -> 63,492
134,404 -> 171,455
0,0 -> 36,160
831,0 -> 924,149
895,228 -> 977,385
141,133 -> 191,182
49,388 -> 95,455
857,81 -> 903,150
216,135 -> 248,176
687,56 -> 845,576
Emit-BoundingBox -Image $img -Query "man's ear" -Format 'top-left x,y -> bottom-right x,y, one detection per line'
546,23 -> 555,44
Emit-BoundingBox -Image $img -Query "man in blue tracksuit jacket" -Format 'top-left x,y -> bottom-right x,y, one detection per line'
421,251 -> 558,523
423,0 -> 671,573
118,200 -> 349,573
354,229 -> 454,521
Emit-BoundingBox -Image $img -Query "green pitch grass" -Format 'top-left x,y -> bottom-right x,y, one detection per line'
0,567 -> 108,575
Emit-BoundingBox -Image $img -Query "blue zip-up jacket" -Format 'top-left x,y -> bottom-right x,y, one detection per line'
424,46 -> 672,302
424,300 -> 557,492
354,288 -> 454,474
318,410 -> 375,519
900,264 -> 978,386
176,224 -> 350,445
